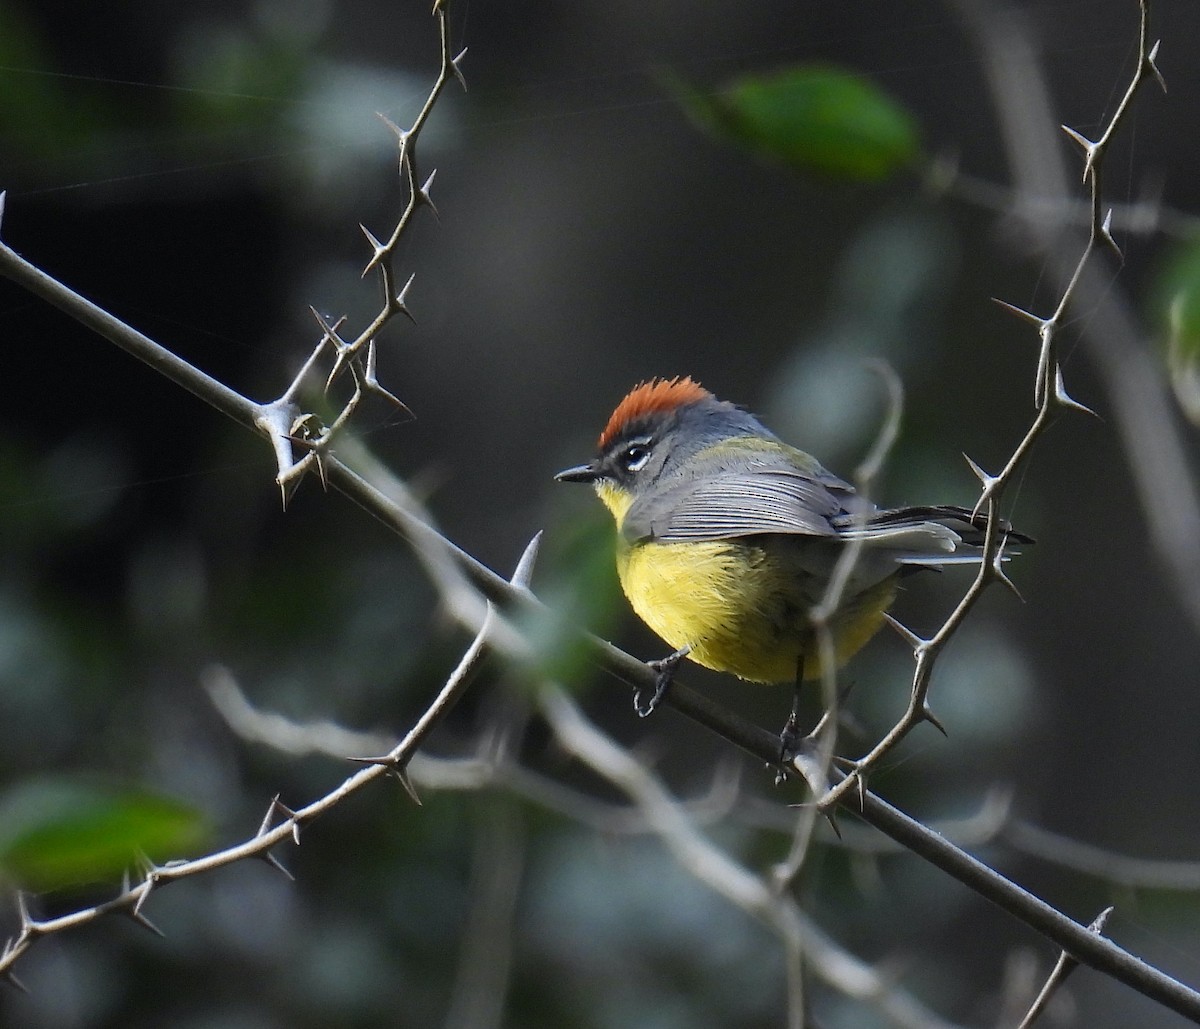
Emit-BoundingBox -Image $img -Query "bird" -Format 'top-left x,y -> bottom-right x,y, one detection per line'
555,376 -> 1025,745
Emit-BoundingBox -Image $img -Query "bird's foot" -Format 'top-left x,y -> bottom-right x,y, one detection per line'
638,645 -> 691,717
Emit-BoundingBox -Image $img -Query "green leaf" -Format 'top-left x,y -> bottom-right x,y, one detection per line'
1151,235 -> 1200,425
671,65 -> 920,182
0,778 -> 208,891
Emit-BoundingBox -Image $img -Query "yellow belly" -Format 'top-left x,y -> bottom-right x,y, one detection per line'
616,538 -> 897,683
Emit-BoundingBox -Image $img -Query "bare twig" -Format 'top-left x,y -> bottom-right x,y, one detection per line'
774,360 -> 906,887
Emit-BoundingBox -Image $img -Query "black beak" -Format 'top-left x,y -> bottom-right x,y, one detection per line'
554,463 -> 599,483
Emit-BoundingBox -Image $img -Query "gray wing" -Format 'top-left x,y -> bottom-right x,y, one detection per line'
622,466 -> 857,543
622,462 -> 966,561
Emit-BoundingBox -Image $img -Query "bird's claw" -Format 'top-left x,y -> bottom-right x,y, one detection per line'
638,645 -> 691,717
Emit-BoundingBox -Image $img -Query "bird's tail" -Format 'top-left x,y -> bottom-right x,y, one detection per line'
831,504 -> 1032,566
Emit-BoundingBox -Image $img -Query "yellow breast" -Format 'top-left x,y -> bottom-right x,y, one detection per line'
616,536 -> 897,684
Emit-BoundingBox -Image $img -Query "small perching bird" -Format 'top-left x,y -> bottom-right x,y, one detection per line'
556,376 -> 1026,741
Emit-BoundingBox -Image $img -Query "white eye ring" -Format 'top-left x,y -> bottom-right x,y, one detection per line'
623,444 -> 651,472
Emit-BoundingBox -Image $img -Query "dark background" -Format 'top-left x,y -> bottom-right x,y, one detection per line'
2,1 -> 1199,1026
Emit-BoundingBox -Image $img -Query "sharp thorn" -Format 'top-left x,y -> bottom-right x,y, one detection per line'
992,557 -> 1026,603
284,432 -> 319,453
853,773 -> 868,811
990,297 -> 1045,328
451,48 -> 469,90
360,223 -> 383,251
882,612 -> 924,649
1147,40 -> 1167,93
511,531 -> 543,590
347,753 -> 400,769
364,341 -> 415,419
1060,124 -> 1094,152
132,882 -> 154,919
257,797 -> 282,837
14,893 -> 34,934
3,969 -> 28,994
126,907 -> 165,938
278,472 -> 303,512
822,806 -> 842,839
392,767 -> 423,806
964,455 -> 1001,520
923,705 -> 948,737
0,190 -> 7,234
394,272 -> 416,321
376,111 -> 407,145
258,849 -> 295,881
1089,906 -> 1115,933
360,224 -> 387,274
1053,365 -> 1099,418
271,799 -> 303,845
1100,208 -> 1122,260
420,168 -> 439,217
1060,124 -> 1097,180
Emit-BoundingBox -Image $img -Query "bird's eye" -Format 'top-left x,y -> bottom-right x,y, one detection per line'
622,443 -> 651,472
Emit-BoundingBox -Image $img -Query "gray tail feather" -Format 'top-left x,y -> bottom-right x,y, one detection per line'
834,504 -> 1034,547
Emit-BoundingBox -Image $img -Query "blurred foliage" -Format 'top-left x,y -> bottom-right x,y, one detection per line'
669,64 -> 919,181
515,508 -> 624,689
1151,233 -> 1200,425
0,7 -> 111,166
0,778 -> 207,892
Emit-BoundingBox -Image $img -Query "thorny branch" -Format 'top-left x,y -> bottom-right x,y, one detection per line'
817,0 -> 1167,811
0,532 -> 542,982
1,0 -> 1199,1023
953,0 -> 1200,634
259,0 -> 466,503
538,684 -> 965,1029
1016,907 -> 1113,1029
